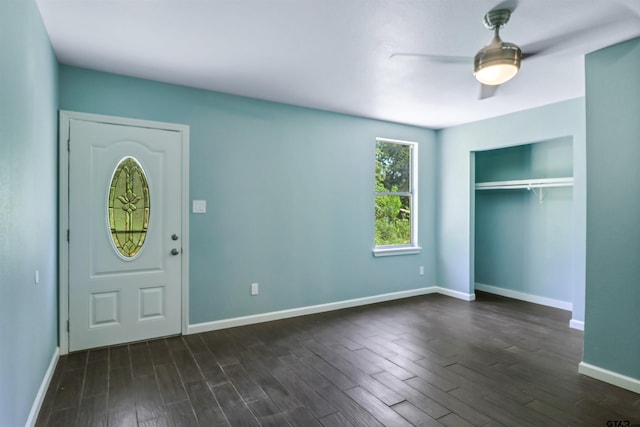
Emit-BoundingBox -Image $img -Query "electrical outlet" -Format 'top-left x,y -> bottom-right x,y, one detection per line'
419,266 -> 424,276
251,283 -> 259,295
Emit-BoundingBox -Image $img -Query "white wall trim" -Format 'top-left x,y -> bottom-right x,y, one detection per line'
188,286 -> 474,334
25,347 -> 59,427
58,112 -> 70,355
569,319 -> 585,331
475,283 -> 573,311
436,287 -> 476,301
579,362 -> 640,394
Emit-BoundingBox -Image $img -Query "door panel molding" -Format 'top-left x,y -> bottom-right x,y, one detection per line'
59,111 -> 190,354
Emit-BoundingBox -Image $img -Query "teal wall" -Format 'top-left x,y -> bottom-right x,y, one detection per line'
475,138 -> 573,182
584,37 -> 640,379
474,139 -> 575,303
0,0 -> 59,425
59,66 -> 438,324
438,98 -> 586,322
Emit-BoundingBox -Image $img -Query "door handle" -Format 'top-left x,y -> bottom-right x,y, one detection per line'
171,234 -> 179,240
171,248 -> 180,256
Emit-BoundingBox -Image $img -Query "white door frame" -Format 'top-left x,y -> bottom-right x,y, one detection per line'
59,110 -> 190,355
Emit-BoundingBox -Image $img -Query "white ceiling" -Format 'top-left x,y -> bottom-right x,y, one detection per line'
36,0 -> 640,129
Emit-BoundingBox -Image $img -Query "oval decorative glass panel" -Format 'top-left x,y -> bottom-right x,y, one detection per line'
108,156 -> 150,258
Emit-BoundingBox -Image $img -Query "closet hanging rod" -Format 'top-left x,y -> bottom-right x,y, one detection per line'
475,177 -> 574,190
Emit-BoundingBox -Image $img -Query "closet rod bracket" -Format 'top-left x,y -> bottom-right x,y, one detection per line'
528,186 -> 544,203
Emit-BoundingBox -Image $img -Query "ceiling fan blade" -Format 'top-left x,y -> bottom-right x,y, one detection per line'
521,6 -> 634,59
521,28 -> 597,59
389,52 -> 472,64
479,84 -> 499,100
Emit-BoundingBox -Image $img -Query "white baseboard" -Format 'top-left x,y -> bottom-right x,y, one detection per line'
26,346 -> 59,427
435,287 -> 476,301
474,283 -> 573,311
188,286 -> 474,334
569,319 -> 585,331
579,362 -> 640,394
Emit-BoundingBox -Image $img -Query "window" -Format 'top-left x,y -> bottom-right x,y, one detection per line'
374,138 -> 420,256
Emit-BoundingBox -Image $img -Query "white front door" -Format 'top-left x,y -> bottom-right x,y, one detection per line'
67,115 -> 186,351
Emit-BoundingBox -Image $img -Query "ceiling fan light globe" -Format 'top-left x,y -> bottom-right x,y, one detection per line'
474,42 -> 521,85
475,63 -> 519,85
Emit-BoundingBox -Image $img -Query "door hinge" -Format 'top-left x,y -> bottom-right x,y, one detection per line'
67,137 -> 70,152
66,320 -> 70,332
67,229 -> 70,242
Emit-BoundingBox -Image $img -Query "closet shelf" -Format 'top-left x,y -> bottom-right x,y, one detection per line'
475,177 -> 574,191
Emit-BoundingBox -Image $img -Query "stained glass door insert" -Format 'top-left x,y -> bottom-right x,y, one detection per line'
108,156 -> 150,258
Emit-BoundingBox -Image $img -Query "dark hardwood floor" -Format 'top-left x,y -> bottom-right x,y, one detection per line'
36,292 -> 640,426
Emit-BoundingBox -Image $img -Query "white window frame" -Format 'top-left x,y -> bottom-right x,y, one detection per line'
373,137 -> 421,257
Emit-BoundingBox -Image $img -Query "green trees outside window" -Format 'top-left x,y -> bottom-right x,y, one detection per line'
375,140 -> 414,246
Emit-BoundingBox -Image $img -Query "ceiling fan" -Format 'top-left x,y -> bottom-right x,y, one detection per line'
391,3 -> 638,100
391,8 -> 526,99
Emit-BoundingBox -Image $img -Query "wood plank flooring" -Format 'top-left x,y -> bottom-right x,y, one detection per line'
36,292 -> 640,426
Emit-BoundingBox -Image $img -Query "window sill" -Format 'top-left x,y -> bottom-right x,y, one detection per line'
373,246 -> 422,257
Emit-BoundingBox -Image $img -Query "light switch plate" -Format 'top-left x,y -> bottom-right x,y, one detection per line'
192,200 -> 206,213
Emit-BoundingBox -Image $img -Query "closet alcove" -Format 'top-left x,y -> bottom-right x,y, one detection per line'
473,137 -> 575,311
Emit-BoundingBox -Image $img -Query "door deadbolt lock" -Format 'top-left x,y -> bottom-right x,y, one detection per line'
171,234 -> 179,240
171,248 -> 180,256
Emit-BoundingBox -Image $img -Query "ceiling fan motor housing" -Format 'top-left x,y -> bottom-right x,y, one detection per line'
474,40 -> 522,70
